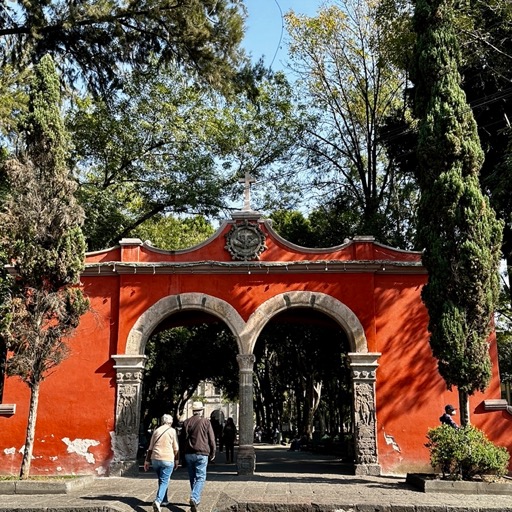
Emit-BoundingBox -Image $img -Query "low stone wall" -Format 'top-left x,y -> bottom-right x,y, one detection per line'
0,475 -> 95,495
406,473 -> 512,495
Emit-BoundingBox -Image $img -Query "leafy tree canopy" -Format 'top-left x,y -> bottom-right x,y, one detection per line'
284,0 -> 417,249
378,0 -> 512,284
69,63 -> 303,250
0,0 -> 247,96
133,215 -> 215,251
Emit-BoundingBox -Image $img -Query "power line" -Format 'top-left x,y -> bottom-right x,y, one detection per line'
269,0 -> 284,69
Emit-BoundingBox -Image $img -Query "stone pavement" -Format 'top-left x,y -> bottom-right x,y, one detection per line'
1,444 -> 512,512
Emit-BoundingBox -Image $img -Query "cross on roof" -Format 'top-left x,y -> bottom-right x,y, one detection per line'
239,172 -> 256,211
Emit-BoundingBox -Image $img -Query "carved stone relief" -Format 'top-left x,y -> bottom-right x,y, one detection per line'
348,353 -> 381,475
111,355 -> 146,475
225,220 -> 267,261
354,382 -> 377,464
116,383 -> 138,435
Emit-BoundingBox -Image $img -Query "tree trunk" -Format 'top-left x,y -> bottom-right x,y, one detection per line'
20,380 -> 40,479
506,252 -> 512,307
458,390 -> 470,427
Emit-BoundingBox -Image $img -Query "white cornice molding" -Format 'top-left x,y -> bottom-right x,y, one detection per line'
81,259 -> 426,276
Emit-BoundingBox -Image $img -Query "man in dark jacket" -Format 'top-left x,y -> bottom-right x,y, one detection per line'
440,404 -> 459,429
182,402 -> 216,512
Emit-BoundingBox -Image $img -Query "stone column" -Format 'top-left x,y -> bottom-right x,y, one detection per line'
236,353 -> 256,475
348,352 -> 381,476
110,354 -> 147,476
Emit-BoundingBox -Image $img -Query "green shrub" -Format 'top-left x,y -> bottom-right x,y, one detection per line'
425,424 -> 510,480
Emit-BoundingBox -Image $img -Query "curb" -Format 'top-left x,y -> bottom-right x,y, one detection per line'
406,473 -> 512,495
0,475 -> 95,495
231,503 -> 512,512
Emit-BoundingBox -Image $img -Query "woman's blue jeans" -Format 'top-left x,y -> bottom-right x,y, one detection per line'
184,453 -> 209,503
151,459 -> 174,504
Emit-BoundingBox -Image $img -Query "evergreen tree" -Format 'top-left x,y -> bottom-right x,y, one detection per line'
412,0 -> 503,424
0,0 -> 246,97
0,55 -> 89,478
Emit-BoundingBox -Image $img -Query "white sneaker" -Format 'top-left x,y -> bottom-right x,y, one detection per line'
153,501 -> 161,512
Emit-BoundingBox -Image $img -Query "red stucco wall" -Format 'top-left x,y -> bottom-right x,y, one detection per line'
0,277 -> 118,475
373,273 -> 509,474
0,219 -> 510,476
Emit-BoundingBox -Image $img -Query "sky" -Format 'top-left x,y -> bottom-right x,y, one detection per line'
242,0 -> 322,71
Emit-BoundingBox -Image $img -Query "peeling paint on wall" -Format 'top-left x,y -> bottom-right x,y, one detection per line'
3,447 -> 16,455
384,432 -> 401,452
96,466 -> 107,476
62,438 -> 100,464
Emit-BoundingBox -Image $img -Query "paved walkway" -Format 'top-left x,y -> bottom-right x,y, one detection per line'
1,444 -> 512,511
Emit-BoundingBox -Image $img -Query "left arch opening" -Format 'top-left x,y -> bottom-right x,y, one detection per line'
138,310 -> 239,461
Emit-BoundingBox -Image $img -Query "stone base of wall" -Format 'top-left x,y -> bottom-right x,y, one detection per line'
406,473 -> 512,494
354,463 -> 381,476
109,459 -> 139,476
0,475 -> 95,495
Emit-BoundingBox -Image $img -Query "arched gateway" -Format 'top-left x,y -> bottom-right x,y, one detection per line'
117,290 -> 378,475
1,207 -> 509,477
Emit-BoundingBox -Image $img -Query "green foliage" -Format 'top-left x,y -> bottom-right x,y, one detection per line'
0,65 -> 30,147
133,215 -> 215,251
0,55 -> 89,477
254,312 -> 351,439
269,211 -> 316,247
496,270 -> 512,384
212,70 -> 307,212
285,0 -> 417,248
426,425 -> 509,480
1,57 -> 86,290
0,53 -> 89,377
0,0 -> 246,97
486,129 -> 512,306
270,201 -> 418,250
141,323 -> 238,428
69,65 -> 227,249
497,330 -> 512,383
412,0 -> 503,400
70,63 -> 303,250
377,0 -> 512,294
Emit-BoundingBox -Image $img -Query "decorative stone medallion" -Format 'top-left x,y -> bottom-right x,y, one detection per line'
225,220 -> 267,261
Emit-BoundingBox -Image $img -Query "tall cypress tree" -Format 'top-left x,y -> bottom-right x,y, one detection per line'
412,0 -> 503,425
0,55 -> 89,478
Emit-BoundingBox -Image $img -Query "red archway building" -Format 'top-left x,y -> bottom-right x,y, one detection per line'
0,208 -> 510,476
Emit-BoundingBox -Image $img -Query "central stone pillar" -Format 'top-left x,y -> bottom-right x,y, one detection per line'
110,354 -> 146,476
236,353 -> 256,475
348,352 -> 381,476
